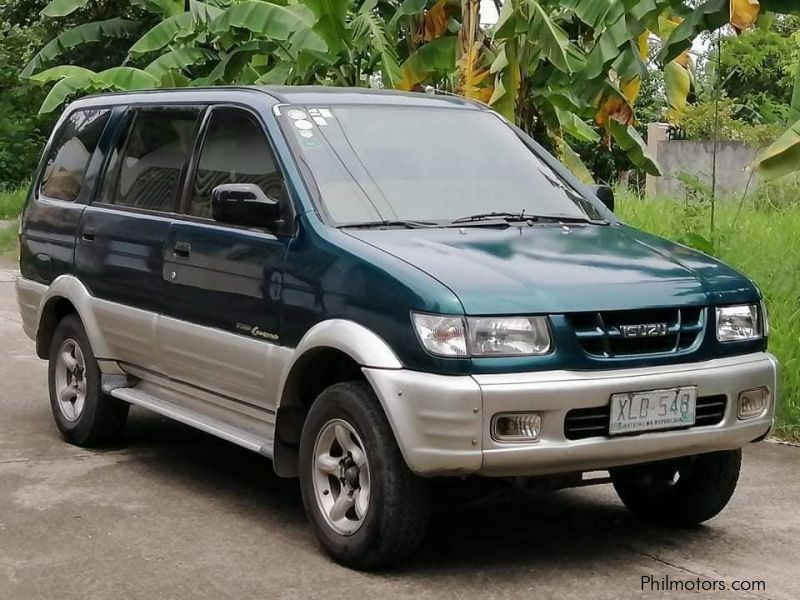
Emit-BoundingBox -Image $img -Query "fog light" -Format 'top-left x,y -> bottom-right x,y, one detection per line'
738,387 -> 769,420
492,413 -> 542,442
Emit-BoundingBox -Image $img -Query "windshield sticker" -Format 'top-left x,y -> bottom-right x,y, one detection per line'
287,109 -> 307,120
312,116 -> 328,126
308,107 -> 334,119
294,119 -> 314,130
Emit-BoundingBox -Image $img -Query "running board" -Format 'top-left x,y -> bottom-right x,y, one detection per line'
110,387 -> 273,458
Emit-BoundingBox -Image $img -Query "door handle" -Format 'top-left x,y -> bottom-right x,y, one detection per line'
81,227 -> 95,242
173,241 -> 191,259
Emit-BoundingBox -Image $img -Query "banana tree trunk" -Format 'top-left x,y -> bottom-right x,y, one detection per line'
456,0 -> 492,101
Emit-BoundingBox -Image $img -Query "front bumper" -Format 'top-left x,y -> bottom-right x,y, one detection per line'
363,352 -> 779,477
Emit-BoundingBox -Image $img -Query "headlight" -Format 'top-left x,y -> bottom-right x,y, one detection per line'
467,316 -> 551,356
412,313 -> 551,357
716,304 -> 762,342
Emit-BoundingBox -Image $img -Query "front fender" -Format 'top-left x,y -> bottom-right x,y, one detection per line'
276,319 -> 402,405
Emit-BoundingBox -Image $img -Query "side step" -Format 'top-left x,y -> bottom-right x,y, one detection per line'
110,387 -> 273,457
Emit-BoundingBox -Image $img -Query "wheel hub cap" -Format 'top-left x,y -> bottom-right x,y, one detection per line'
312,419 -> 371,535
54,338 -> 87,422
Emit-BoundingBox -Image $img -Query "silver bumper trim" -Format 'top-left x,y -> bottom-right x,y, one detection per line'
365,352 -> 779,477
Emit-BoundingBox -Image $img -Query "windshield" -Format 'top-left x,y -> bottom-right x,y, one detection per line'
279,104 -> 603,225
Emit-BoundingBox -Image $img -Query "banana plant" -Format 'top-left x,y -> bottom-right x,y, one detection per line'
22,0 -> 800,182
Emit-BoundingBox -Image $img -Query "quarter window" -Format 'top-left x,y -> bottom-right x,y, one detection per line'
102,108 -> 199,212
189,109 -> 285,219
40,109 -> 111,202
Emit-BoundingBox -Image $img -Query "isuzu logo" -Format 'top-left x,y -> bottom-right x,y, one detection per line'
620,323 -> 668,338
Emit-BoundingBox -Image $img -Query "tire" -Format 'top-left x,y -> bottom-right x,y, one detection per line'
298,380 -> 432,569
610,449 -> 742,526
48,315 -> 129,446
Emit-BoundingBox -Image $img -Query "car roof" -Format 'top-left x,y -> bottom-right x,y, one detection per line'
68,85 -> 482,111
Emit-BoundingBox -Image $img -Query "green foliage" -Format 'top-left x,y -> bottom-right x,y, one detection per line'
658,0 -> 728,65
755,118 -> 800,181
21,18 -> 139,77
680,98 -> 784,147
0,21 -> 48,187
0,186 -> 26,257
618,191 -> 800,440
0,186 -> 28,219
41,0 -> 92,18
713,18 -> 800,124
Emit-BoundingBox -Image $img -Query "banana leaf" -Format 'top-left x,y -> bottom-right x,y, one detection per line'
22,19 -> 139,77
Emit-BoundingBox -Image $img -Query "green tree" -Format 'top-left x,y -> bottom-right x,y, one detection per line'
0,20 -> 48,186
714,16 -> 800,123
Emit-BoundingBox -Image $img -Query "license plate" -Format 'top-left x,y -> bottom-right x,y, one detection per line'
609,387 -> 697,435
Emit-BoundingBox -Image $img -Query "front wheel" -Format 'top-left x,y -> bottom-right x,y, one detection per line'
610,449 -> 742,526
298,381 -> 432,569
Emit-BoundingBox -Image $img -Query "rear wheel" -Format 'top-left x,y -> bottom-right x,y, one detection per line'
48,315 -> 129,446
610,450 -> 742,526
299,380 -> 432,569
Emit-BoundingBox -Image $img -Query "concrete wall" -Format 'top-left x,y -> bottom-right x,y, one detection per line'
646,123 -> 760,198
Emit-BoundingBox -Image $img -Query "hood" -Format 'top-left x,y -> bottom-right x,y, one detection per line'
346,224 -> 758,315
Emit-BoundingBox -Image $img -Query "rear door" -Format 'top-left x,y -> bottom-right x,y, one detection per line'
75,106 -> 202,370
20,107 -> 112,283
159,106 -> 294,408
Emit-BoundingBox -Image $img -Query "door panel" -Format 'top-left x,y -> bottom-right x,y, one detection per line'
162,221 -> 290,407
75,106 -> 201,366
76,208 -> 173,314
160,107 -> 293,409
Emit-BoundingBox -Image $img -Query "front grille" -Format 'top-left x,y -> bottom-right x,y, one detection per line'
564,394 -> 728,440
566,307 -> 705,358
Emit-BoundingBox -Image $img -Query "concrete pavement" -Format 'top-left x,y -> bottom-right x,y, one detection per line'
1,265 -> 798,600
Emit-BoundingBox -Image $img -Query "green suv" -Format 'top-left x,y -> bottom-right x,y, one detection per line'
16,86 -> 778,569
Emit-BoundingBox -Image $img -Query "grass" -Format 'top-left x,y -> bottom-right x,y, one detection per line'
618,192 -> 800,440
0,186 -> 25,258
0,186 -> 27,220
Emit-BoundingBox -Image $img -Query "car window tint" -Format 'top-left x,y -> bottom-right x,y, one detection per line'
190,109 -> 285,219
40,109 -> 111,202
108,108 -> 199,212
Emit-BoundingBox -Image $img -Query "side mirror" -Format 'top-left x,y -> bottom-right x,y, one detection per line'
588,184 -> 614,212
211,183 -> 281,229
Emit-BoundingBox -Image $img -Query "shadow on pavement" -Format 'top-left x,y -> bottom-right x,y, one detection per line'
118,407 -> 712,572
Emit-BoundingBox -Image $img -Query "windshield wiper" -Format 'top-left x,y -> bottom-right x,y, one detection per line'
449,211 -> 606,226
529,214 -> 608,225
450,211 -> 529,224
338,219 -> 438,229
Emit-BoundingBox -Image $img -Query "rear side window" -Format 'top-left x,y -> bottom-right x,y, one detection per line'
189,109 -> 285,218
100,108 -> 199,212
39,109 -> 111,202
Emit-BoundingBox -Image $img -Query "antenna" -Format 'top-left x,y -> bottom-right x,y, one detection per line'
710,27 -> 722,249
